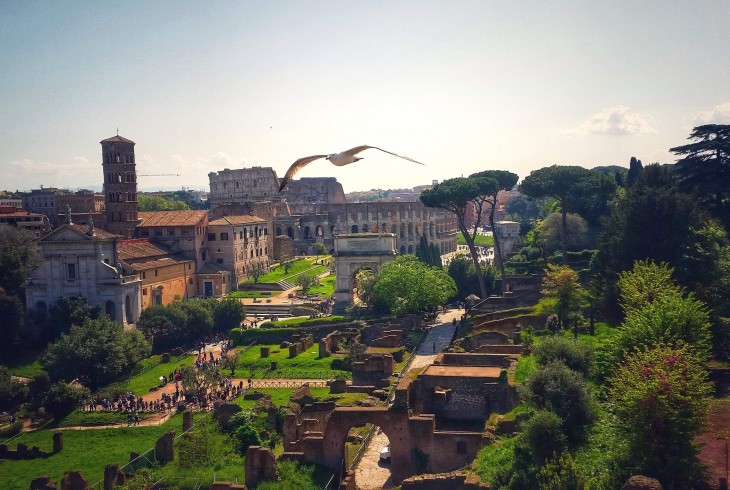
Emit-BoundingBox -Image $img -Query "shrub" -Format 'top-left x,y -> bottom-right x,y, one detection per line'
0,420 -> 23,438
533,336 -> 594,376
44,381 -> 90,419
519,362 -> 595,442
521,410 -> 567,465
537,451 -> 586,490
545,314 -> 561,333
229,328 -> 244,346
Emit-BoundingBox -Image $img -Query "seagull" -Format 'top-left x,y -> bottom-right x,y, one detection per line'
278,145 -> 425,192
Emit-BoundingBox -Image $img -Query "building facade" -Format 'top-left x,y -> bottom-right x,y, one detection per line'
207,214 -> 270,286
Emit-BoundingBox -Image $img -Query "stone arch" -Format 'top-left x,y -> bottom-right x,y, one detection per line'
351,224 -> 359,233
408,222 -> 414,236
315,225 -> 324,237
391,223 -> 397,234
304,226 -> 311,239
287,227 -> 295,239
105,300 -> 116,320
381,223 -> 387,233
362,223 -> 369,232
400,245 -> 406,254
276,226 -> 282,236
399,223 -> 405,238
407,245 -> 414,254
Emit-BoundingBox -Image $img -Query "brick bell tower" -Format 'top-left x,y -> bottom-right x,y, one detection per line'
101,134 -> 138,237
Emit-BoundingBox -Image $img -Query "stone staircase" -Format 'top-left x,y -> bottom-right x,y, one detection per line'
277,279 -> 296,291
246,302 -> 294,319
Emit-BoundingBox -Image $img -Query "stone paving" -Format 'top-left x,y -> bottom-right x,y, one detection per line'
353,309 -> 463,489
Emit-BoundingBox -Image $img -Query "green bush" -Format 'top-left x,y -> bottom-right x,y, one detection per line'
229,328 -> 244,346
533,336 -> 594,376
521,410 -> 567,465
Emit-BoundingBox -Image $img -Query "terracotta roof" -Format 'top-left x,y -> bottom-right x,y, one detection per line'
118,239 -> 172,261
208,215 -> 266,226
137,210 -> 208,227
100,135 -> 135,144
127,256 -> 192,271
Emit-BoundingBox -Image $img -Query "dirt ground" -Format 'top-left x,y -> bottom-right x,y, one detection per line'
696,396 -> 730,485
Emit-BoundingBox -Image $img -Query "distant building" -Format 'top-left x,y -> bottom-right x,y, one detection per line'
102,135 -> 139,237
208,167 -> 281,207
207,214 -> 270,287
0,206 -> 51,238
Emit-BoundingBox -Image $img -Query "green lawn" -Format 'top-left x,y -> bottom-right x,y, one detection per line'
233,387 -> 368,411
0,415 -> 184,489
262,315 -> 346,328
513,354 -> 536,384
125,354 -> 195,395
56,410 -> 150,428
457,234 -> 494,246
237,344 -> 348,378
227,290 -> 282,298
307,275 -> 336,297
2,350 -> 45,378
245,257 -> 331,284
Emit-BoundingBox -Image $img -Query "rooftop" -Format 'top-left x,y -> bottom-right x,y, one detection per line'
118,239 -> 172,261
421,365 -> 502,379
208,215 -> 266,226
100,135 -> 135,144
137,210 -> 208,227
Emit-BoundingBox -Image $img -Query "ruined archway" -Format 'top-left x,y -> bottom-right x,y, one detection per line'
333,234 -> 396,311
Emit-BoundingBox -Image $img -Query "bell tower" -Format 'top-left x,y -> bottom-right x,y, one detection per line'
101,134 -> 138,237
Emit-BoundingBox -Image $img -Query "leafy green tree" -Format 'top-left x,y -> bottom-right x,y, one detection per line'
592,164 -> 706,319
599,292 -> 711,378
136,303 -> 188,352
0,365 -> 29,412
295,272 -> 318,291
537,451 -> 586,490
536,213 -> 589,256
520,410 -> 568,466
469,170 -> 519,279
625,156 -> 643,187
505,194 -> 548,224
137,195 -> 190,211
447,256 -> 497,301
181,363 -> 220,401
250,265 -> 265,283
421,176 -> 499,298
519,361 -> 595,442
371,255 -> 456,316
213,298 -> 246,332
229,412 -> 263,455
312,242 -> 327,257
671,124 -> 730,228
0,226 -> 41,299
46,295 -> 102,340
178,299 -> 214,341
41,315 -> 151,389
541,264 -> 586,331
608,345 -> 712,488
43,381 -> 90,419
354,269 -> 378,309
616,260 -> 680,314
533,336 -> 594,377
0,293 -> 25,352
520,165 -> 595,263
340,339 -> 367,369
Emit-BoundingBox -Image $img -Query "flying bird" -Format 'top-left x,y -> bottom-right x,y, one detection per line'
278,145 -> 425,192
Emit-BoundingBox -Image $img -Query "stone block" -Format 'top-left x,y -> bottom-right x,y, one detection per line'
260,346 -> 270,358
213,402 -> 242,431
160,352 -> 171,363
245,446 -> 279,488
53,432 -> 63,453
103,464 -> 126,490
30,476 -> 57,490
622,476 -> 663,490
60,471 -> 88,490
182,411 -> 193,432
329,379 -> 347,394
270,360 -> 278,370
154,430 -> 174,463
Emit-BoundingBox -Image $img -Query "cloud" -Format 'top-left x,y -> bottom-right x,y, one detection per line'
693,102 -> 730,125
558,106 -> 658,136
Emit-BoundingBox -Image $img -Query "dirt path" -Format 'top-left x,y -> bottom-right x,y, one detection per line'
353,309 -> 463,489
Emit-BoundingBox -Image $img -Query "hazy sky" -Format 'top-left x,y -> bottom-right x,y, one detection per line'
1,1 -> 729,193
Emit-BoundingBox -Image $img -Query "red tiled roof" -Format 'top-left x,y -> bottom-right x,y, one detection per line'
137,211 -> 208,227
208,215 -> 266,226
127,256 -> 192,271
100,135 -> 135,144
118,239 -> 172,261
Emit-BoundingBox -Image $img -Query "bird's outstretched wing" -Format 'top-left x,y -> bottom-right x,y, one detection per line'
278,154 -> 328,192
344,145 -> 425,165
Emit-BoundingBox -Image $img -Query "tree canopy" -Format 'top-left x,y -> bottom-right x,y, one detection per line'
0,226 -> 41,298
137,195 -> 190,211
41,315 -> 151,389
421,176 -> 498,297
370,255 -> 456,316
671,124 -> 730,229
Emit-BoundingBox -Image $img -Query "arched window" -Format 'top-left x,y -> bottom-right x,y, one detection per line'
400,245 -> 406,254
105,301 -> 116,320
351,225 -> 359,233
362,224 -> 369,232
408,245 -> 414,254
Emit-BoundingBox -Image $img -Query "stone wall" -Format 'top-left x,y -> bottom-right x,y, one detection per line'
0,432 -> 61,460
351,354 -> 394,388
436,352 -> 516,368
245,446 -> 279,488
401,471 -> 490,489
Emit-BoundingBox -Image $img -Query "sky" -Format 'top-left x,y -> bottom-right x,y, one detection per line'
1,1 -> 729,193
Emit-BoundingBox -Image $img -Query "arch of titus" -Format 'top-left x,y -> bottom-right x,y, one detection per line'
333,233 -> 396,312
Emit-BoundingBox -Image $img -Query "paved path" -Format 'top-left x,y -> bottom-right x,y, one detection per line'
354,309 -> 464,489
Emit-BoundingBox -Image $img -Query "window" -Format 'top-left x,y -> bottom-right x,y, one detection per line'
208,233 -> 216,241
220,232 -> 229,241
143,288 -> 148,296
154,229 -> 162,237
216,258 -> 224,264
182,229 -> 189,236
168,229 -> 175,236
141,271 -> 146,279
188,278 -> 193,284
154,269 -> 158,277
67,263 -> 76,280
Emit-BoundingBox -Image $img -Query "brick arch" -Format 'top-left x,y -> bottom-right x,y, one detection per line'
319,408 -> 415,482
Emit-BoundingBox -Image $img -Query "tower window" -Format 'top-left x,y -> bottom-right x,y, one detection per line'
67,263 -> 76,280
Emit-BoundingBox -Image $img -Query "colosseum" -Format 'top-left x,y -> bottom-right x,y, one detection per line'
208,169 -> 457,258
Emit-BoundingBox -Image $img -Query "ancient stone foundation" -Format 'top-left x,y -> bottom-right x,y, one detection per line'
103,464 -> 126,490
245,446 -> 279,488
154,430 -> 174,462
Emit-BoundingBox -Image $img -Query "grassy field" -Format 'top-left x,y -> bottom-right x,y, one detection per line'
0,415 -> 184,489
262,315 -> 346,328
125,354 -> 195,395
237,344 -> 348,378
457,234 -> 494,246
227,290 -> 282,298
2,350 -> 45,378
307,274 -> 336,297
244,257 -> 331,284
234,387 -> 369,411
